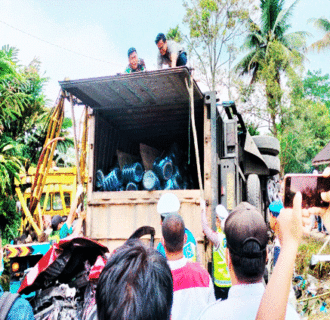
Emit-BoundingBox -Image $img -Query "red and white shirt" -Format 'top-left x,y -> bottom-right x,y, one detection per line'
168,258 -> 215,320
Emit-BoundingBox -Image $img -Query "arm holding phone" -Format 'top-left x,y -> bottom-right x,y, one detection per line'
256,193 -> 303,320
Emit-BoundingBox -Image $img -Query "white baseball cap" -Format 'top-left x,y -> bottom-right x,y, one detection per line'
157,193 -> 180,217
216,204 -> 229,229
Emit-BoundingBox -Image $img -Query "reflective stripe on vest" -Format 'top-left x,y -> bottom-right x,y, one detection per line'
213,232 -> 231,287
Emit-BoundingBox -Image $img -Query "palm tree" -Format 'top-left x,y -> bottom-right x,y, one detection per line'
309,17 -> 330,52
236,0 -> 308,136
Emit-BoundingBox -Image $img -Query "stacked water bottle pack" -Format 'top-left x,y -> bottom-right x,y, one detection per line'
96,153 -> 193,191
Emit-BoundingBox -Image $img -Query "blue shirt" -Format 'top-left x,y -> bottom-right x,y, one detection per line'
157,228 -> 197,262
0,286 -> 34,320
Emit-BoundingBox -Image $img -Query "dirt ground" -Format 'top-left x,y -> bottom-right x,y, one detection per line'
294,233 -> 330,319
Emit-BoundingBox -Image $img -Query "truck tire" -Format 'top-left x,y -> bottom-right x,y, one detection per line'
262,155 -> 280,175
266,176 -> 280,204
247,174 -> 262,213
252,136 -> 280,156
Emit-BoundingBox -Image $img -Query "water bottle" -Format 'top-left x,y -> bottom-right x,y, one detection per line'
153,157 -> 173,181
104,168 -> 123,191
122,162 -> 144,183
126,182 -> 139,191
142,170 -> 161,191
95,170 -> 105,190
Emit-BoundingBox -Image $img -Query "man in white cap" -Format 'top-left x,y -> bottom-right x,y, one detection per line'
157,193 -> 198,262
201,200 -> 231,300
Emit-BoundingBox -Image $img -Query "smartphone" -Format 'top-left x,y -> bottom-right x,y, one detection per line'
284,174 -> 330,208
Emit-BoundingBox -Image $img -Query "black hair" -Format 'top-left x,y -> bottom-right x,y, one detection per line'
162,213 -> 185,253
228,240 -> 267,283
155,33 -> 166,44
96,239 -> 173,320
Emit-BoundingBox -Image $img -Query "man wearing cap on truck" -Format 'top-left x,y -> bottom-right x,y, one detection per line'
125,47 -> 146,73
157,193 -> 198,262
201,200 -> 231,300
198,202 -> 300,320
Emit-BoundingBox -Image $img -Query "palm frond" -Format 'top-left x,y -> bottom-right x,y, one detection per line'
309,17 -> 330,32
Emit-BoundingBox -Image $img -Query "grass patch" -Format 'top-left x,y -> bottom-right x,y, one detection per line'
296,235 -> 330,280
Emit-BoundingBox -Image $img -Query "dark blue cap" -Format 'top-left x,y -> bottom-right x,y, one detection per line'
128,47 -> 136,57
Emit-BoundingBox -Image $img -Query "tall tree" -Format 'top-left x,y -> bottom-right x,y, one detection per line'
309,17 -> 330,53
236,0 -> 308,136
279,70 -> 330,173
183,0 -> 255,91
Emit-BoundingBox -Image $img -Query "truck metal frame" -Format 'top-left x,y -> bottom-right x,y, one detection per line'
59,67 -> 278,266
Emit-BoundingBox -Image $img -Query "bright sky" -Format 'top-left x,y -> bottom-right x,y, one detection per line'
1,0 -> 329,108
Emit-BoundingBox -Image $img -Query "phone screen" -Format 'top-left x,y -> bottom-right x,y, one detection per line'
284,175 -> 330,208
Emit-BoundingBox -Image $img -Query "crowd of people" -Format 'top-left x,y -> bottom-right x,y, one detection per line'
124,32 -> 187,73
1,38 -> 330,317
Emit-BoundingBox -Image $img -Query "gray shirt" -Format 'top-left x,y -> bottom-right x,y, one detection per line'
157,40 -> 185,69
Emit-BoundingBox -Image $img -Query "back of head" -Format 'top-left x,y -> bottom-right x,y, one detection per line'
225,202 -> 268,283
162,213 -> 185,253
96,239 -> 173,320
155,33 -> 166,44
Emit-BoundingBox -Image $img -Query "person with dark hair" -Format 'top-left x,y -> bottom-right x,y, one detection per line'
162,213 -> 215,320
125,47 -> 146,73
48,185 -> 84,244
155,33 -> 187,69
157,193 -> 198,262
198,202 -> 300,320
96,239 -> 173,320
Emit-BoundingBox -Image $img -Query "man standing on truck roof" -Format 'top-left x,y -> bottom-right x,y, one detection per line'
156,193 -> 199,262
155,33 -> 187,69
125,47 -> 146,73
162,213 -> 215,320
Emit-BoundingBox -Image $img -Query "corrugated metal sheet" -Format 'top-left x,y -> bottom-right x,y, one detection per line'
312,141 -> 330,166
59,68 -> 204,148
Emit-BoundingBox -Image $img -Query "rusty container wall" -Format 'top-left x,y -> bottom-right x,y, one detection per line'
86,190 -> 204,258
86,106 -> 209,263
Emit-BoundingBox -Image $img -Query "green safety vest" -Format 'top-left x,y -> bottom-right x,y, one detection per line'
213,230 -> 231,288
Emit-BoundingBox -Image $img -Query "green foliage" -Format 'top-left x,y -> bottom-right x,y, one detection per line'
246,122 -> 260,136
236,0 -> 308,136
0,46 -> 73,241
303,70 -> 330,110
166,25 -> 183,43
309,17 -> 330,53
0,196 -> 20,244
279,70 -> 330,174
296,236 -> 330,279
183,0 -> 255,90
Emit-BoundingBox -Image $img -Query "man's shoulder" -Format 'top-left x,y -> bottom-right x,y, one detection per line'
172,262 -> 211,289
185,228 -> 196,243
4,293 -> 35,320
198,299 -> 228,319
